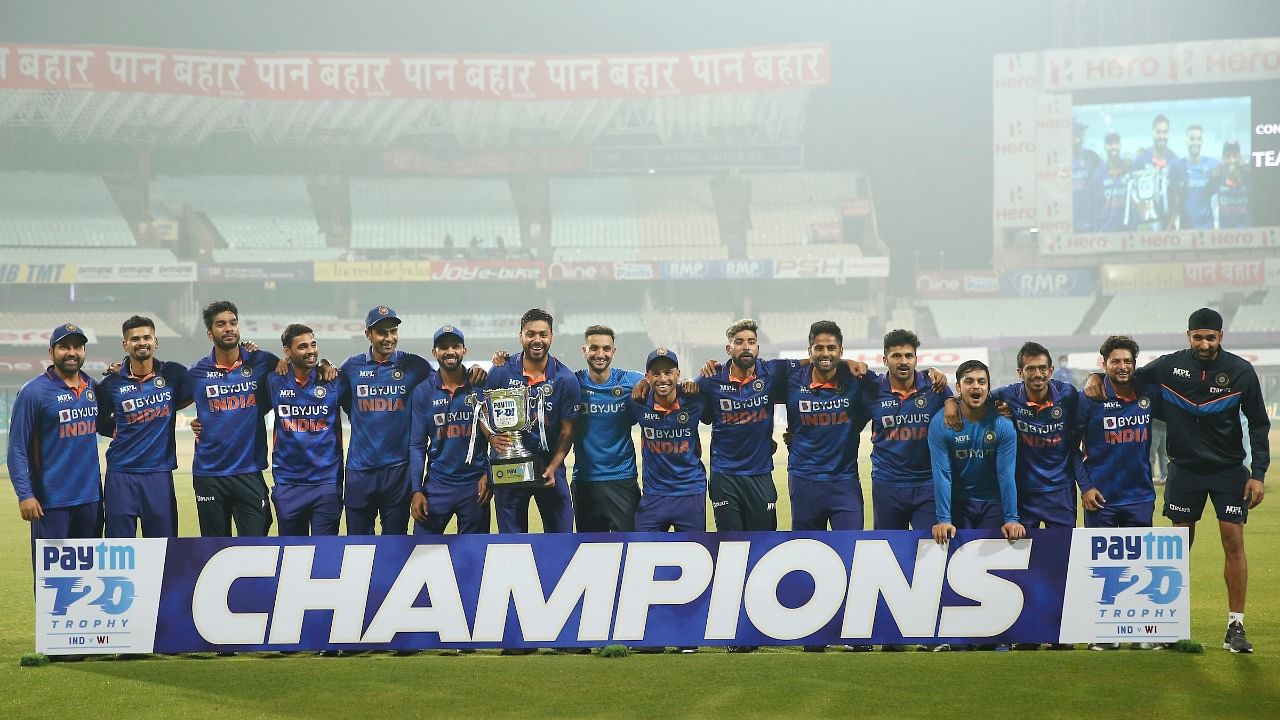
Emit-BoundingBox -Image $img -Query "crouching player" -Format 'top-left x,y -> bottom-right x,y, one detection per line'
268,324 -> 345,536
929,360 -> 1022,651
408,325 -> 491,535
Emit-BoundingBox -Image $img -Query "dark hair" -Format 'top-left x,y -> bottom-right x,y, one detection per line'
1104,131 -> 1121,144
1099,335 -> 1140,361
202,300 -> 238,331
956,359 -> 989,383
883,328 -> 920,355
1017,341 -> 1052,369
281,323 -> 314,348
1187,124 -> 1203,135
1223,140 -> 1241,157
122,315 -> 155,336
520,308 -> 554,332
1152,114 -> 1169,128
583,324 -> 614,341
808,320 -> 843,347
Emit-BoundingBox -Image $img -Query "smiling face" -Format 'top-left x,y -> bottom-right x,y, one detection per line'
366,322 -> 399,360
1103,348 -> 1136,386
520,320 -> 553,361
432,337 -> 466,372
1017,353 -> 1052,395
1187,329 -> 1222,362
207,310 -> 240,351
123,325 -> 156,363
583,333 -> 616,374
808,333 -> 843,374
726,329 -> 758,372
646,358 -> 680,402
285,333 -> 319,372
48,339 -> 86,377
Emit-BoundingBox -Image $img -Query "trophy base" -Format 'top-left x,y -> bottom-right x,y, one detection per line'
490,458 -> 541,488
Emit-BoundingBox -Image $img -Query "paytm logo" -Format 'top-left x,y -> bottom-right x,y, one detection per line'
1089,533 -> 1183,606
41,543 -> 139,616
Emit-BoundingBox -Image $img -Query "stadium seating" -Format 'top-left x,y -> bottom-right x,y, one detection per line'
560,313 -> 647,337
743,172 -> 858,251
151,176 -> 324,249
549,177 -> 641,251
0,172 -> 136,247
0,247 -> 178,264
1231,291 -> 1280,333
350,178 -> 520,250
759,310 -> 871,344
1091,289 -> 1220,336
209,248 -> 348,263
0,312 -> 180,340
394,314 -> 519,341
925,296 -> 1095,339
642,310 -> 737,347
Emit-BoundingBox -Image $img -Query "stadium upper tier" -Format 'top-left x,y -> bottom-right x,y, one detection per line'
925,297 -> 1096,339
744,172 -> 853,253
0,173 -> 136,247
350,177 -> 520,250
759,310 -> 871,343
209,247 -> 349,263
1233,292 -> 1280,333
0,247 -> 178,264
1091,289 -> 1220,336
151,176 -> 324,249
0,312 -> 179,340
642,310 -> 737,347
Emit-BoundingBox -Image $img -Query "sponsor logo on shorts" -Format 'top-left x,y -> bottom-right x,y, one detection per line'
711,500 -> 729,508
1166,503 -> 1190,513
196,495 -> 215,502
1224,505 -> 1243,515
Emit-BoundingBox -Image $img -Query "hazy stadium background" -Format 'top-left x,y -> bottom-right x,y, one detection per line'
2,3 -> 1280,718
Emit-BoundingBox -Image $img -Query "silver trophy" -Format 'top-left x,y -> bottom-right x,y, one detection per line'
473,384 -> 549,487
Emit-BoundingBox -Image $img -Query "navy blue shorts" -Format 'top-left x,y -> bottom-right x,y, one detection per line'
635,493 -> 706,533
951,496 -> 1004,530
1085,500 -> 1154,528
1019,485 -> 1077,529
789,475 -> 863,531
345,463 -> 412,535
415,479 -> 491,535
272,483 -> 342,536
105,470 -> 177,538
872,483 -> 935,530
495,464 -> 574,534
708,471 -> 777,532
1163,464 -> 1250,525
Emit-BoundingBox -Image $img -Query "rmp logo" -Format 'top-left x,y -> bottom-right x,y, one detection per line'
41,543 -> 137,616
1089,533 -> 1183,606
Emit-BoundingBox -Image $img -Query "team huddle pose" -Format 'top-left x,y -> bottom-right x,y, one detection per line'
7,302 -> 1269,653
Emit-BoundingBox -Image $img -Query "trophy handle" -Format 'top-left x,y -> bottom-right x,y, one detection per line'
475,396 -> 497,436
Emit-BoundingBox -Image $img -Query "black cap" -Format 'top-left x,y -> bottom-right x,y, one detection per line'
1187,307 -> 1223,332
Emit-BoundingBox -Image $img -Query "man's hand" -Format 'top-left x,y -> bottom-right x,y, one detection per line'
932,522 -> 956,545
1083,372 -> 1105,401
701,359 -> 721,377
678,379 -> 699,395
467,365 -> 488,386
782,428 -> 794,447
943,397 -> 962,431
18,497 -> 43,522
1001,522 -> 1027,541
492,350 -> 510,366
489,433 -> 514,454
190,418 -> 203,439
477,476 -> 492,505
103,361 -> 122,377
995,400 -> 1012,417
1082,488 -> 1106,512
630,378 -> 651,402
275,358 -> 289,375
926,367 -> 948,393
317,359 -> 337,382
844,359 -> 869,378
1245,478 -> 1265,509
540,461 -> 560,488
241,340 -> 260,353
410,491 -> 429,523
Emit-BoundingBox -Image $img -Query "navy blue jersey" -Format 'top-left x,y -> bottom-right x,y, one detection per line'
573,368 -> 644,482
268,369 -> 344,485
784,365 -> 865,482
7,368 -> 101,509
993,379 -> 1080,496
1072,148 -> 1102,232
1074,378 -> 1158,507
928,410 -> 1018,524
1090,164 -> 1129,232
696,358 -> 797,475
864,371 -> 952,488
339,350 -> 434,471
1179,156 -> 1219,229
628,395 -> 709,496
96,359 -> 189,473
408,374 -> 487,488
186,348 -> 278,477
1215,173 -> 1251,228
485,353 -> 582,461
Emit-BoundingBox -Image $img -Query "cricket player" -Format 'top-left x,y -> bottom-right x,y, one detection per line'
408,324 -> 490,535
267,324 -> 345,536
628,348 -> 709,533
95,315 -> 190,538
8,323 -> 103,544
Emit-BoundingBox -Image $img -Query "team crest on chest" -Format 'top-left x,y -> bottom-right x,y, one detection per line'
1214,372 -> 1230,387
984,430 -> 996,444
914,395 -> 927,408
1050,406 -> 1063,419
465,394 -> 477,406
241,366 -> 253,377
612,387 -> 624,397
752,379 -> 765,392
540,383 -> 554,397
392,369 -> 404,380
86,390 -> 95,402
313,386 -> 327,399
1138,396 -> 1150,409
153,377 -> 166,389
677,411 -> 689,424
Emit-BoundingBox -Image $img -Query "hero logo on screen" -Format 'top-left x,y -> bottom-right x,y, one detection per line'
1089,533 -> 1183,609
41,544 -> 137,617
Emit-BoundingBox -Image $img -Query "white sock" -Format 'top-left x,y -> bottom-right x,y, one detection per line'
1229,612 -> 1244,627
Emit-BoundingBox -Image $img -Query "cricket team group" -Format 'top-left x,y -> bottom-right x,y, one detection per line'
6,301 -> 1271,653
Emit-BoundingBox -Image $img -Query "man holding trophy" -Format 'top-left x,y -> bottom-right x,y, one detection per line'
481,309 -> 582,534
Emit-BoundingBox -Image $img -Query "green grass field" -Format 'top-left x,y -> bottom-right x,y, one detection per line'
1,430 -> 1277,719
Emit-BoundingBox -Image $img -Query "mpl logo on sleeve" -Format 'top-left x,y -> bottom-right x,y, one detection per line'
1058,528 -> 1189,644
35,539 -> 168,655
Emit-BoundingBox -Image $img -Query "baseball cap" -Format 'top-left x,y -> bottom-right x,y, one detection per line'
49,322 -> 88,348
433,324 -> 465,347
645,347 -> 678,370
365,305 -> 401,330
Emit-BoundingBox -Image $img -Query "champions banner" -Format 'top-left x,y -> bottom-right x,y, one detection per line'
35,529 -> 1189,656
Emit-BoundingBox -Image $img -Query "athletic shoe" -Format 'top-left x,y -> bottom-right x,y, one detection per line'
726,645 -> 758,653
1088,642 -> 1120,651
1224,621 -> 1253,653
500,648 -> 537,656
842,644 -> 875,652
880,644 -> 908,652
975,644 -> 1008,652
802,645 -> 827,653
1011,643 -> 1040,651
632,646 -> 665,654
1048,643 -> 1075,650
932,643 -> 953,652
555,647 -> 592,655
1134,642 -> 1164,650
678,647 -> 699,654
